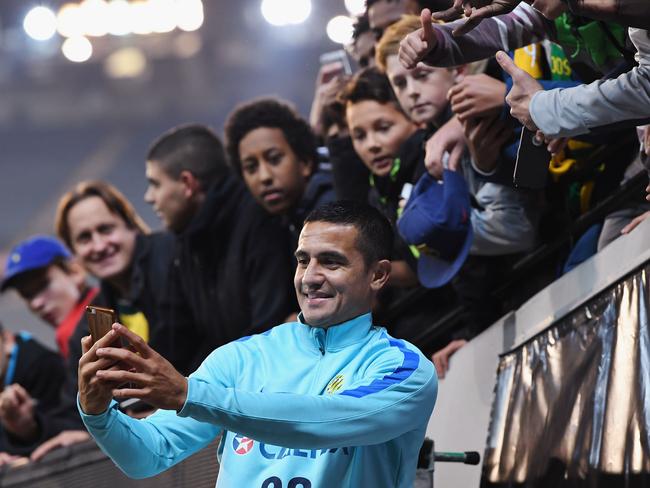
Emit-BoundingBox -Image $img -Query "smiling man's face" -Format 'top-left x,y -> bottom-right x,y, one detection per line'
294,222 -> 377,328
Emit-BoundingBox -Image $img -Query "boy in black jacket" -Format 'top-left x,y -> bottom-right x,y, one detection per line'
144,125 -> 298,373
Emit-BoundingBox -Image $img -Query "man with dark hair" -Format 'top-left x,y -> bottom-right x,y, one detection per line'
77,199 -> 436,487
144,123 -> 297,372
225,98 -> 334,245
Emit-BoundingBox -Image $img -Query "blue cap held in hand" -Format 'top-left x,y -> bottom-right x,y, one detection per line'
398,170 -> 473,288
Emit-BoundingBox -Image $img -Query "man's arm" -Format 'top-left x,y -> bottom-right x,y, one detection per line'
78,328 -> 220,479
94,326 -> 437,451
178,334 -> 437,449
530,64 -> 650,137
401,4 -> 552,68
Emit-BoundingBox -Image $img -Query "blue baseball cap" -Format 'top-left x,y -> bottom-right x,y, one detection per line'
397,170 -> 473,288
1,235 -> 72,292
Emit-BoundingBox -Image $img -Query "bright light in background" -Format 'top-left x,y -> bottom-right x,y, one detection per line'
344,0 -> 365,16
23,6 -> 57,41
326,15 -> 354,44
176,0 -> 204,32
80,0 -> 109,37
62,35 -> 92,62
105,47 -> 147,78
55,0 -> 204,38
57,3 -> 84,38
261,0 -> 312,26
106,0 -> 132,36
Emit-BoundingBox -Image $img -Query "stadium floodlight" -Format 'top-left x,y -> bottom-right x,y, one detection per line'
62,35 -> 93,62
261,0 -> 312,27
326,15 -> 354,44
106,0 -> 132,36
24,6 -> 57,41
344,0 -> 365,16
176,0 -> 204,32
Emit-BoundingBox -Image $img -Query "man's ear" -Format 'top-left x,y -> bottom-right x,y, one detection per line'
370,259 -> 392,292
300,159 -> 314,179
179,170 -> 201,198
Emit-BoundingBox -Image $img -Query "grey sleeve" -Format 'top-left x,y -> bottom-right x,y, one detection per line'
529,66 -> 650,137
529,29 -> 650,137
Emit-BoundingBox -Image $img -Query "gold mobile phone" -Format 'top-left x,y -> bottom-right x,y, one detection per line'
86,306 -> 117,345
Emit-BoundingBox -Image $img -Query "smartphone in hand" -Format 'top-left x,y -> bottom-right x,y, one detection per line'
85,306 -> 118,345
513,128 -> 550,190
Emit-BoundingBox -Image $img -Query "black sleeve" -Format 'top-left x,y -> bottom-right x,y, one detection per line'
327,136 -> 370,201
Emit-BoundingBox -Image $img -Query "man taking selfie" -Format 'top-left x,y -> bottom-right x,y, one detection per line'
77,201 -> 437,487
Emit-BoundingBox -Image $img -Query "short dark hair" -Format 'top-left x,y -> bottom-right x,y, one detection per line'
224,98 -> 318,176
147,124 -> 229,190
305,200 -> 393,266
352,13 -> 371,41
340,67 -> 402,110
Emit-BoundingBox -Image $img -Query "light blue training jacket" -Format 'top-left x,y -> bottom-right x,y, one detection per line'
80,313 -> 438,487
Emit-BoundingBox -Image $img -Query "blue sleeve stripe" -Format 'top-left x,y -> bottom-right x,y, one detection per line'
339,335 -> 420,398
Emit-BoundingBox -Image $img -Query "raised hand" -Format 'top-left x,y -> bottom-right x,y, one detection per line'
433,0 -> 520,36
0,384 -> 37,440
78,325 -> 131,415
496,51 -> 543,131
398,9 -> 437,69
448,73 -> 507,121
94,324 -> 188,412
424,116 -> 467,179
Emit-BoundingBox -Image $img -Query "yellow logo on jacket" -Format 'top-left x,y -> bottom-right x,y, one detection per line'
326,374 -> 345,394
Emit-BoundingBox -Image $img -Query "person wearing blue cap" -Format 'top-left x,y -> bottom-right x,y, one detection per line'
0,235 -> 95,462
1,235 -> 99,360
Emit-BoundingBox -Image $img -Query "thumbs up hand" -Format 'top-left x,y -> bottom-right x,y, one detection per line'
398,9 -> 438,69
496,51 -> 543,131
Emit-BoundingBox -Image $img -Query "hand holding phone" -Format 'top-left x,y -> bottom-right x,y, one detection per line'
86,306 -> 120,346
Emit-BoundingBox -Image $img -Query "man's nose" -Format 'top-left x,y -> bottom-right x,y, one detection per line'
89,233 -> 108,253
258,162 -> 273,184
301,260 -> 324,287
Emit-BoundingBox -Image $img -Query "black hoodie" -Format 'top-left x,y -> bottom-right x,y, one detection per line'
160,174 -> 298,374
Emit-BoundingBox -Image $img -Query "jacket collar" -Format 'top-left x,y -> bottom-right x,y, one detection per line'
297,312 -> 374,353
181,174 -> 244,239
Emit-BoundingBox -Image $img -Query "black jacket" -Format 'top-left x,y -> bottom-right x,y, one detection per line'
161,174 -> 297,374
1,333 -> 68,456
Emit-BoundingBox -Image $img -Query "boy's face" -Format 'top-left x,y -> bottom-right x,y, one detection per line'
144,160 -> 196,233
13,265 -> 83,327
346,99 -> 417,177
239,127 -> 312,216
385,54 -> 455,126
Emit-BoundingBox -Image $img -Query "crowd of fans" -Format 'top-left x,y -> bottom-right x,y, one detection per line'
0,0 -> 648,471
